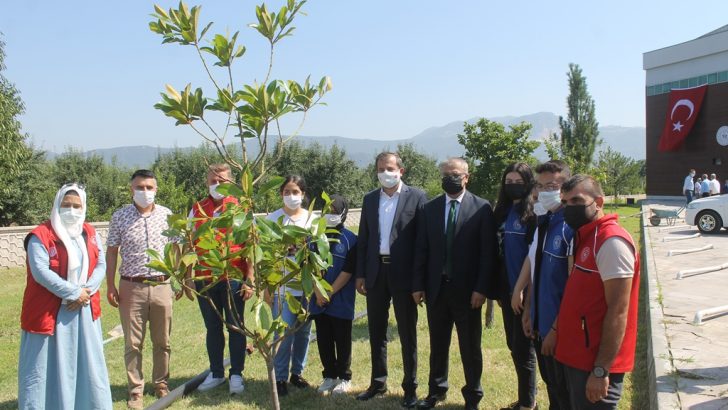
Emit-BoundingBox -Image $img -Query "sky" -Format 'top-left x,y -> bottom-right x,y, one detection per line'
2,1 -> 728,152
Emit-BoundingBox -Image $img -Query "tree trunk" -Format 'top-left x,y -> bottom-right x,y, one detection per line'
266,356 -> 280,410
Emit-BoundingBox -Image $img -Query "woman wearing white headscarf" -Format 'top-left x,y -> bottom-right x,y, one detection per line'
18,183 -> 112,409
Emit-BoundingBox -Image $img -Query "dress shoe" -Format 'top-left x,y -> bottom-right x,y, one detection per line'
154,383 -> 169,398
401,392 -> 418,408
356,385 -> 387,400
126,393 -> 143,410
290,374 -> 310,389
276,381 -> 288,397
416,393 -> 446,409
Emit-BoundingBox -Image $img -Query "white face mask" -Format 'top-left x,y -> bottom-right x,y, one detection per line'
59,207 -> 84,226
283,194 -> 303,210
209,184 -> 225,200
538,189 -> 562,212
133,190 -> 155,208
324,213 -> 342,227
533,202 -> 548,216
377,170 -> 401,189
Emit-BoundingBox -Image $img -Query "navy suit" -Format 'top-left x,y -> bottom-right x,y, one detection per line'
356,183 -> 426,393
412,190 -> 499,406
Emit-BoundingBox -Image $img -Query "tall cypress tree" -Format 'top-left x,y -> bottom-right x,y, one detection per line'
557,63 -> 600,173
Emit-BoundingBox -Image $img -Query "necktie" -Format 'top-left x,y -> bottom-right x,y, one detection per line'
445,200 -> 457,277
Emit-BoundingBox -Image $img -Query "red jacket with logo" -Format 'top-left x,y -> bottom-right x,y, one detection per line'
21,221 -> 101,335
191,196 -> 250,280
555,214 -> 640,373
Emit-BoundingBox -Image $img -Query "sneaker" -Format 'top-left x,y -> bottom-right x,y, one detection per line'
229,375 -> 245,395
317,378 -> 340,393
331,379 -> 351,395
198,373 -> 226,392
276,381 -> 289,397
127,393 -> 143,409
290,373 -> 310,389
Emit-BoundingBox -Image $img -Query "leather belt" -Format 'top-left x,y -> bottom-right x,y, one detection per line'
379,255 -> 391,264
121,275 -> 170,283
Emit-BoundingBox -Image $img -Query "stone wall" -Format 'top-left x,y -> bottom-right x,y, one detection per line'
0,209 -> 362,269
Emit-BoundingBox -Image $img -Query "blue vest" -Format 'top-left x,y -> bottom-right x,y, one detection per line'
531,208 -> 574,336
310,228 -> 357,320
502,206 -> 530,292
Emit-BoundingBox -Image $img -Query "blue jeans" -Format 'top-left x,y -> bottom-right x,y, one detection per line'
685,189 -> 693,204
272,294 -> 312,382
196,280 -> 246,378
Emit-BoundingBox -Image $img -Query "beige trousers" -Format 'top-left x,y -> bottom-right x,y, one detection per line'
118,279 -> 174,396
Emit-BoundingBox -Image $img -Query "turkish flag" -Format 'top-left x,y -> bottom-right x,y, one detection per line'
658,85 -> 707,152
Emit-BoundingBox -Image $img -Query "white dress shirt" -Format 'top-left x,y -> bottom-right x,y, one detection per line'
378,183 -> 402,255
444,190 -> 466,232
683,175 -> 694,192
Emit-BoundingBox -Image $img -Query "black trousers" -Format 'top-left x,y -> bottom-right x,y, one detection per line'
501,297 -> 537,408
426,280 -> 483,406
562,364 -> 624,410
366,261 -> 418,393
314,313 -> 352,381
534,338 -> 571,410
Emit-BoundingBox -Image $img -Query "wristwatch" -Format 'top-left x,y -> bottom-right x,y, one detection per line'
592,366 -> 609,378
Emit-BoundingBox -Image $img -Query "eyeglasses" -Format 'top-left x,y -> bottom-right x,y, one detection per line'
535,183 -> 561,191
62,182 -> 86,191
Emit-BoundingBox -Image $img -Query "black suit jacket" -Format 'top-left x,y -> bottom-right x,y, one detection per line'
412,191 -> 499,303
356,183 -> 427,291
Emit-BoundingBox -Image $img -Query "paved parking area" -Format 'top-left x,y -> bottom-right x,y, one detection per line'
644,200 -> 728,409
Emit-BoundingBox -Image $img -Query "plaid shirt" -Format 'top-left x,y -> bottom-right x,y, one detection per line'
107,204 -> 172,278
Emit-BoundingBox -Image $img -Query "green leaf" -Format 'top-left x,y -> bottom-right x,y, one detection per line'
257,176 -> 285,196
215,182 -> 244,197
181,252 -> 197,267
285,292 -> 302,314
146,260 -> 171,275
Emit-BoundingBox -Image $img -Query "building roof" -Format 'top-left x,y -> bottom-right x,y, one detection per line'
697,24 -> 728,39
643,24 -> 728,71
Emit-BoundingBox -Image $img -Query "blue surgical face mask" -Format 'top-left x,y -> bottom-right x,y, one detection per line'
59,207 -> 84,226
538,189 -> 562,212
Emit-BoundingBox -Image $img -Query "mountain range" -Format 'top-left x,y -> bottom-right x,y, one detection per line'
55,112 -> 645,168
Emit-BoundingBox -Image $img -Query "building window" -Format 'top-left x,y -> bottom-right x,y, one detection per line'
647,70 -> 728,95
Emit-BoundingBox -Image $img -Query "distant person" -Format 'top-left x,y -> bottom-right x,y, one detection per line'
701,174 -> 710,198
493,162 -> 538,410
19,183 -> 113,409
556,175 -> 640,409
694,178 -> 702,199
310,195 -> 357,395
355,152 -> 426,407
710,173 -> 721,196
683,169 -> 695,203
188,163 -> 252,395
266,175 -> 315,396
723,179 -> 728,195
106,169 -> 174,409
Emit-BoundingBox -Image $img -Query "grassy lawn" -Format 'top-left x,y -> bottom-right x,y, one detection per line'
0,206 -> 649,409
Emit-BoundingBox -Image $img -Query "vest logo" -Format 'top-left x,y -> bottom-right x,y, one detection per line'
90,235 -> 97,246
552,236 -> 561,250
335,243 -> 346,254
48,245 -> 58,258
513,220 -> 521,230
580,247 -> 591,262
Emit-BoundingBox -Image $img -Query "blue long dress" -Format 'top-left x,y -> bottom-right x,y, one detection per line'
18,233 -> 113,410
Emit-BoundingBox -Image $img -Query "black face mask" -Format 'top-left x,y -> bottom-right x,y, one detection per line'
442,175 -> 464,195
564,201 -> 596,230
504,183 -> 528,200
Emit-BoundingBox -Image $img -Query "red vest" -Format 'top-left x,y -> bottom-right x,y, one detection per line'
191,196 -> 248,279
555,214 -> 640,373
21,221 -> 101,335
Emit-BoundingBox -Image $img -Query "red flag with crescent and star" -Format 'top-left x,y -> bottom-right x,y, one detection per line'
658,84 -> 708,152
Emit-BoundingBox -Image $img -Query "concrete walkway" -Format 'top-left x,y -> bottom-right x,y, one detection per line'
643,200 -> 728,409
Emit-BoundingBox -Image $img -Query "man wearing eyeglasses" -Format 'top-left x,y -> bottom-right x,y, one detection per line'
106,169 -> 174,409
412,157 -> 499,410
515,160 -> 573,409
